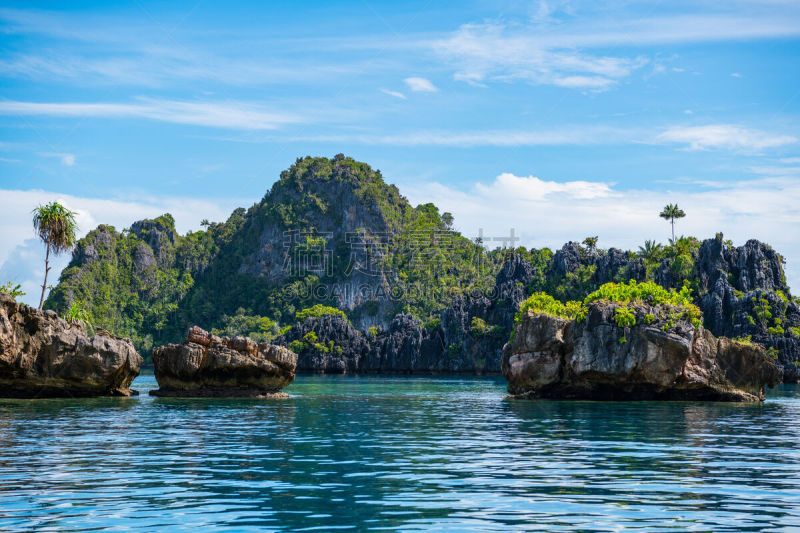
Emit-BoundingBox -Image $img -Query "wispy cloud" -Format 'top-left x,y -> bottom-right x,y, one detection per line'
434,23 -> 648,90
0,99 -> 302,130
285,123 -> 798,151
404,77 -> 438,92
380,89 -> 407,100
40,152 -> 75,166
431,2 -> 800,90
287,126 -> 634,147
656,125 -> 797,153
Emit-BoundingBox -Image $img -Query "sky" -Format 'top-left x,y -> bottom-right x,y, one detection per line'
1,0 -> 799,306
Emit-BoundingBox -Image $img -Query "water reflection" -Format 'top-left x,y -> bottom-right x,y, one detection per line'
0,375 -> 799,531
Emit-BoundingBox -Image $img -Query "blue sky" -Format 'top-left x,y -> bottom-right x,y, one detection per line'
1,0 -> 799,305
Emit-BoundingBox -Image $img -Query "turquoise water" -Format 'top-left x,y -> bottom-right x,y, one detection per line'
1,375 -> 800,531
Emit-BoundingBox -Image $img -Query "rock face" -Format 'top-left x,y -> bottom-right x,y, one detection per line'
151,326 -> 297,397
0,294 -> 141,397
274,254 -> 537,374
503,303 -> 782,402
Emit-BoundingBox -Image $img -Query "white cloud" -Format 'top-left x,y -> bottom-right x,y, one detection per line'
40,152 -> 75,166
0,99 -> 302,130
434,23 -> 648,90
404,77 -> 438,92
476,173 -> 613,200
286,123 -> 799,151
504,13 -> 800,48
380,89 -> 407,100
656,125 -> 797,152
404,173 -> 800,291
731,72 -> 743,78
0,189 -> 247,307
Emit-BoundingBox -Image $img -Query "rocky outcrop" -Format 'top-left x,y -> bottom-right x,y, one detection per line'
0,294 -> 141,397
503,302 -> 782,402
150,326 -> 297,397
538,236 -> 800,381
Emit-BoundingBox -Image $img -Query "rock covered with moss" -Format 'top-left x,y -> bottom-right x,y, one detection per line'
503,286 -> 783,401
150,326 -> 297,397
0,293 -> 142,397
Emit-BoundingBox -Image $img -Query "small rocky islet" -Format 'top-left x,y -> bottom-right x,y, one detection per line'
0,293 -> 141,398
503,300 -> 782,402
149,326 -> 297,398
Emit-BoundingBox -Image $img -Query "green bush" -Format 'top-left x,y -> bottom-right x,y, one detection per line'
470,316 -> 489,337
517,292 -> 586,321
0,281 -> 25,301
733,335 -> 754,346
424,317 -> 441,331
295,304 -> 347,323
614,307 -> 636,328
65,300 -> 95,335
212,309 -> 279,342
584,280 -> 701,328
515,280 -> 703,341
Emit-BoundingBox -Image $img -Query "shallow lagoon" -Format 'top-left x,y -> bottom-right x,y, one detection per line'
1,374 -> 799,531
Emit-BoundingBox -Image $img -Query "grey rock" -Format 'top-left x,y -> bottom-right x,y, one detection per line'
503,302 -> 782,402
150,326 -> 297,397
0,293 -> 141,397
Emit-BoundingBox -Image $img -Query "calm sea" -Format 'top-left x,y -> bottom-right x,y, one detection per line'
1,374 -> 799,531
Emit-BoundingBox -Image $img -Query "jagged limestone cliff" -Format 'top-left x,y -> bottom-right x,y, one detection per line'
45,155 -> 800,378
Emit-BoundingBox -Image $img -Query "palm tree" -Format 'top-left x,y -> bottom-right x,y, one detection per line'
659,203 -> 686,242
32,202 -> 78,309
637,240 -> 663,263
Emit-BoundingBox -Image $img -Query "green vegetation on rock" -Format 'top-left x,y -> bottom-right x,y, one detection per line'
296,304 -> 348,323
0,281 -> 25,301
515,280 -> 702,338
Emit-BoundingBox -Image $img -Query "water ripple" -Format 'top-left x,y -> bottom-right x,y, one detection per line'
1,375 -> 799,531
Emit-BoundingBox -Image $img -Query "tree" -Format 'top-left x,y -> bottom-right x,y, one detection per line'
582,236 -> 599,252
637,240 -> 663,263
441,212 -> 454,230
32,202 -> 78,309
659,204 -> 686,242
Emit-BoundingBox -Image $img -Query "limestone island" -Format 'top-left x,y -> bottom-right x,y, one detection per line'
0,293 -> 142,397
502,281 -> 783,402
150,326 -> 298,397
